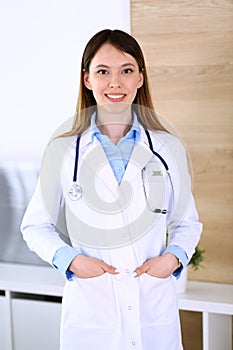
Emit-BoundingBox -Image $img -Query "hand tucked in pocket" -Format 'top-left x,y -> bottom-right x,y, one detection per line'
134,253 -> 180,278
69,254 -> 119,279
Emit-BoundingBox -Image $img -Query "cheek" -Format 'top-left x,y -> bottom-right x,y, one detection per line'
127,80 -> 141,96
90,82 -> 106,102
127,76 -> 142,89
90,80 -> 105,93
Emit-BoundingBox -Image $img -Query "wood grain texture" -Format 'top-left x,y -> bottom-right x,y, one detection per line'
180,311 -> 203,350
131,0 -> 233,285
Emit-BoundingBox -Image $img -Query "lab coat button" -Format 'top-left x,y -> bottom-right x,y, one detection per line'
128,305 -> 132,310
131,341 -> 136,346
125,269 -> 130,274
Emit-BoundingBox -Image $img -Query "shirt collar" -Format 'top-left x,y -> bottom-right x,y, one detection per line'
90,111 -> 140,142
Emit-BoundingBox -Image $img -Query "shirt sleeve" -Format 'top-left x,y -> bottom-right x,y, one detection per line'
52,246 -> 81,280
163,244 -> 189,279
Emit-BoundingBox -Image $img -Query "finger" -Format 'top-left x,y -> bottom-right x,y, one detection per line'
134,264 -> 147,277
102,263 -> 119,275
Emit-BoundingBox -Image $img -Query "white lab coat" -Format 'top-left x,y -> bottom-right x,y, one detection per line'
21,124 -> 202,350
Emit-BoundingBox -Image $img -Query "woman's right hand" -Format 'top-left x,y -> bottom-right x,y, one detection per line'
68,254 -> 119,279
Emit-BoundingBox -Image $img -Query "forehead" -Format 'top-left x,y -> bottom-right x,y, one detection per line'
90,43 -> 137,67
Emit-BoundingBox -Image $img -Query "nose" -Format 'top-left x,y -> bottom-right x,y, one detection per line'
109,83 -> 120,88
109,74 -> 121,88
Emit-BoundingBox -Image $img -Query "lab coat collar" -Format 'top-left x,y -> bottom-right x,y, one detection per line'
80,112 -> 160,150
78,128 -> 153,193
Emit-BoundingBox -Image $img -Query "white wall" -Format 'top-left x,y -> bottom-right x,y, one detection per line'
0,0 -> 130,161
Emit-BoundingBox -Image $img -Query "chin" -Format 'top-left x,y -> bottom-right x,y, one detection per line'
98,102 -> 132,116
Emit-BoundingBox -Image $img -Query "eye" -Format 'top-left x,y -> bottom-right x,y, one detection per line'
97,69 -> 109,75
122,68 -> 133,74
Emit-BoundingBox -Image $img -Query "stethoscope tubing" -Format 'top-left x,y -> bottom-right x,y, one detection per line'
69,128 -> 174,211
73,133 -> 81,183
144,129 -> 169,171
72,129 -> 169,183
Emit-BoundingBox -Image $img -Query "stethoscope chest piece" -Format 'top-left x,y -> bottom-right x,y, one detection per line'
68,182 -> 82,201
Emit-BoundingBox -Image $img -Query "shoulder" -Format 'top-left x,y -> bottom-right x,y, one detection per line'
41,136 -> 77,171
145,130 -> 190,173
148,130 -> 185,152
46,135 -> 77,153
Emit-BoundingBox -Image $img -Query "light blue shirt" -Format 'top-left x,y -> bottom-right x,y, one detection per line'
91,115 -> 140,183
53,116 -> 188,280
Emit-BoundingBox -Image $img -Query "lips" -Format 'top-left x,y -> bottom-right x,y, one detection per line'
105,94 -> 126,102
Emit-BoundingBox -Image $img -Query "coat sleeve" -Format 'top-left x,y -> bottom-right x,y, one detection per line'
21,138 -> 72,265
165,136 -> 203,261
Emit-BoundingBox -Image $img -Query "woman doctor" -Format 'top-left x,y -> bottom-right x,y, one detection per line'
21,29 -> 202,350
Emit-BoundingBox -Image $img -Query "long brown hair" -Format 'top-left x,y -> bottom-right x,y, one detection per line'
61,29 -> 168,137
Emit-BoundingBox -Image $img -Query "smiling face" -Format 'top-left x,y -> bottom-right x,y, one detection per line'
83,43 -> 144,107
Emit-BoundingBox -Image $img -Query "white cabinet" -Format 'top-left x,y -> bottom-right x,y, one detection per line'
0,263 -> 64,350
11,297 -> 61,350
178,281 -> 233,350
0,294 -> 10,350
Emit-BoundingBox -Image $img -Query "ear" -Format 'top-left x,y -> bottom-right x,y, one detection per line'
137,72 -> 144,89
83,72 -> 92,90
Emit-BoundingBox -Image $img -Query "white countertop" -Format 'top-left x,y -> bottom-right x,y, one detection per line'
0,262 -> 64,297
178,280 -> 233,315
0,262 -> 233,315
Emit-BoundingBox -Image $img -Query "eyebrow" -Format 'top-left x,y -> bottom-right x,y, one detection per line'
94,63 -> 136,69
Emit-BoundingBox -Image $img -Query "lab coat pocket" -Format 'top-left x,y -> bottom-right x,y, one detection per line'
63,273 -> 118,329
139,273 -> 177,326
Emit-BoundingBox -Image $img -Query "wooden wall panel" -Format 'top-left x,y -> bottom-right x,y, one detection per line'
131,0 -> 233,284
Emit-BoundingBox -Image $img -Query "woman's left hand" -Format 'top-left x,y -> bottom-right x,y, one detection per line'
134,253 -> 180,278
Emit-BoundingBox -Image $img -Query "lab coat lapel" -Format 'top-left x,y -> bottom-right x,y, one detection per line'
122,141 -> 153,184
79,136 -> 119,196
123,126 -> 168,182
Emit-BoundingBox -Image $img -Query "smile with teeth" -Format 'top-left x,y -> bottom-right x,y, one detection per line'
106,94 -> 125,100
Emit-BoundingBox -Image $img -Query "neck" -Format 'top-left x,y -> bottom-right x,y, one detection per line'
96,104 -> 133,144
97,122 -> 132,144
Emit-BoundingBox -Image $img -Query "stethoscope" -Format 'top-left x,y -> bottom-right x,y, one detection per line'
68,128 -> 174,214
